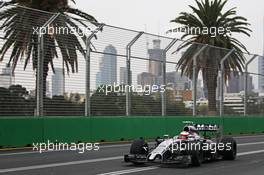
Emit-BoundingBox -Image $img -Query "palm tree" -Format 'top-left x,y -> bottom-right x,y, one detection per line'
0,0 -> 99,97
170,0 -> 251,115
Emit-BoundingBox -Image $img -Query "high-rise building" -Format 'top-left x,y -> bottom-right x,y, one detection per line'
165,71 -> 191,90
120,67 -> 131,84
0,64 -> 14,88
52,68 -> 64,96
137,72 -> 157,86
148,39 -> 164,77
258,56 -> 264,92
227,73 -> 254,93
163,71 -> 204,100
96,45 -> 117,87
137,39 -> 164,86
46,81 -> 51,98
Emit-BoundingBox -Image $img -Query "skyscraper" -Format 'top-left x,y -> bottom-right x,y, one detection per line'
120,67 -> 131,84
46,81 -> 51,98
96,45 -> 117,87
148,39 -> 164,76
137,72 -> 157,86
0,64 -> 14,88
258,56 -> 264,92
165,71 -> 191,90
52,68 -> 64,97
259,23 -> 264,93
227,73 -> 254,93
137,39 -> 164,86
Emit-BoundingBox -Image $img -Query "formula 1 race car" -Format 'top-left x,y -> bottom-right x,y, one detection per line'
124,122 -> 237,166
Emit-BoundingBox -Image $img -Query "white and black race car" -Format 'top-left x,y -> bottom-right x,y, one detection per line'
124,122 -> 237,166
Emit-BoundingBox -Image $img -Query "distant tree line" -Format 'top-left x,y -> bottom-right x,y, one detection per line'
0,85 -> 192,117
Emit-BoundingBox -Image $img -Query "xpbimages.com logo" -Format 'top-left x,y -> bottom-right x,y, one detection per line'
97,83 -> 166,96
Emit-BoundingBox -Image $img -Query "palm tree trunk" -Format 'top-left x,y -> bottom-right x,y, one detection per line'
43,60 -> 49,98
34,55 -> 49,97
34,36 -> 49,100
205,68 -> 218,115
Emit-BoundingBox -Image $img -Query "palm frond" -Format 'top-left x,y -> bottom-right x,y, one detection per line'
0,0 -> 98,75
170,0 -> 251,78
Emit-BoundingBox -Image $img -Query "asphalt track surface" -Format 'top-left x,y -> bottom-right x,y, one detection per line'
0,135 -> 264,175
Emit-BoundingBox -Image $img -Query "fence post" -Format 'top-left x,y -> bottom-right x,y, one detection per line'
126,32 -> 144,116
192,45 -> 207,117
36,13 -> 60,117
162,39 -> 178,116
219,48 -> 236,117
36,35 -> 44,117
244,55 -> 258,116
0,2 -> 6,8
85,24 -> 105,117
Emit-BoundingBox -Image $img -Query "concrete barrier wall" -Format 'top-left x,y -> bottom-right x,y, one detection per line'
0,117 -> 264,148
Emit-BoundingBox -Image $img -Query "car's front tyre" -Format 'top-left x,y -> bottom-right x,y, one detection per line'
220,137 -> 237,160
129,139 -> 149,165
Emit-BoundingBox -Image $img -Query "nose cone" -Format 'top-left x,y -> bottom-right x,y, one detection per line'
148,154 -> 157,161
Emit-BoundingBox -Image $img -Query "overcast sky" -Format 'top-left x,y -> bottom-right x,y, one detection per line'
75,0 -> 264,56
2,0 -> 264,92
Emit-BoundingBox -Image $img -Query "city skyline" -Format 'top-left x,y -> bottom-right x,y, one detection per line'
258,57 -> 264,92
0,0 -> 262,96
77,0 -> 264,56
96,44 -> 117,88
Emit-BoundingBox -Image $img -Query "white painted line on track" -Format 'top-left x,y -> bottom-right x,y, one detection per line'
97,167 -> 158,175
238,141 -> 264,146
0,156 -> 123,173
0,144 -> 131,156
1,140 -> 264,157
233,135 -> 264,139
237,150 -> 264,156
1,135 -> 263,157
1,148 -> 264,174
0,143 -> 136,157
97,150 -> 264,175
0,150 -> 61,156
101,144 -> 131,149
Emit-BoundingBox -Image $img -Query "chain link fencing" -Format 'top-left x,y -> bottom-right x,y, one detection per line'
0,2 -> 263,117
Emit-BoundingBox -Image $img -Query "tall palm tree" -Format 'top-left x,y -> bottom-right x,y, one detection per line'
170,0 -> 251,115
0,0 -> 99,97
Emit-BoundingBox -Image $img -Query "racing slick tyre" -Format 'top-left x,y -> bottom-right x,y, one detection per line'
129,139 -> 149,165
162,150 -> 172,161
191,149 -> 203,166
130,139 -> 149,155
220,137 -> 237,160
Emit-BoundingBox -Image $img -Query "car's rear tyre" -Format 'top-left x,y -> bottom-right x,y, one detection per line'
162,150 -> 172,161
191,149 -> 203,166
220,137 -> 237,160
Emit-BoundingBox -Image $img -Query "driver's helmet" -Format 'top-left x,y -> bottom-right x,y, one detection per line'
178,131 -> 190,140
183,126 -> 198,135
